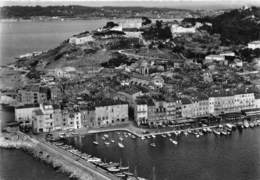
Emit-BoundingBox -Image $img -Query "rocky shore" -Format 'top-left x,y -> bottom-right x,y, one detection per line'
0,132 -> 94,180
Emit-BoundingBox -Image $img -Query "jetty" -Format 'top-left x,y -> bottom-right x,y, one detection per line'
0,131 -> 120,180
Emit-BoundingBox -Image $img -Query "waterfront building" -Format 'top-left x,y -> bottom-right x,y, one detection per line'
15,104 -> 40,126
208,93 -> 255,115
248,40 -> 260,50
135,98 -> 148,126
67,111 -> 82,129
94,100 -> 129,127
32,104 -> 54,133
181,98 -> 195,118
80,106 -> 95,128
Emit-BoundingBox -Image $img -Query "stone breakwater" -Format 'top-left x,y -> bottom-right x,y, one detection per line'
0,133 -> 94,180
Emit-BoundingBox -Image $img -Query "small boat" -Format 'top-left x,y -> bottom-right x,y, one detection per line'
128,133 -> 131,136
104,141 -> 110,145
161,134 -> 167,138
119,137 -> 124,141
124,133 -> 128,138
88,157 -> 101,163
101,136 -> 106,140
118,142 -> 125,148
115,173 -> 125,177
150,143 -> 156,147
170,138 -> 178,145
195,134 -> 200,138
117,132 -> 121,135
244,121 -> 249,128
249,122 -> 255,128
184,131 -> 188,136
119,166 -> 129,171
104,134 -> 109,138
151,134 -> 156,138
107,167 -> 120,173
167,133 -> 171,137
202,128 -> 207,133
124,172 -> 134,176
111,139 -> 115,143
141,136 -> 145,140
213,130 -> 220,136
93,141 -> 99,145
221,131 -> 227,136
207,128 -> 212,133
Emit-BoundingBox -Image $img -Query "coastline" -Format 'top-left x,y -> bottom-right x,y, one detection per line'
0,132 -> 115,180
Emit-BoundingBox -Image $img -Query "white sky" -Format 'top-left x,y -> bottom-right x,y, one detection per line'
1,0 -> 260,9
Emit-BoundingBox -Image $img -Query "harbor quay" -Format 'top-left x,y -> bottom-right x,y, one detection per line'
0,131 -> 121,180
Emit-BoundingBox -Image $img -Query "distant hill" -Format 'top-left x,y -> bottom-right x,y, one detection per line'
0,5 -> 196,19
184,6 -> 260,45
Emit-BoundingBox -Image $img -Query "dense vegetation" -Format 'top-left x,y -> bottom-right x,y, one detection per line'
184,7 -> 260,45
101,52 -> 136,68
142,20 -> 172,40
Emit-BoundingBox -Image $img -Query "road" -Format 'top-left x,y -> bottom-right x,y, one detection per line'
31,134 -> 120,180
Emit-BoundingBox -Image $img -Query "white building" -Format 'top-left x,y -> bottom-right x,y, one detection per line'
32,104 -> 54,133
69,35 -> 94,45
121,19 -> 142,29
67,112 -> 82,129
15,105 -> 40,126
248,41 -> 260,50
208,93 -> 255,115
171,24 -> 196,35
219,51 -> 235,57
205,55 -> 225,63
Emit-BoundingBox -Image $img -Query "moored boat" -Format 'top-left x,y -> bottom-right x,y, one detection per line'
104,141 -> 110,145
118,142 -> 125,148
213,130 -> 220,135
93,141 -> 99,145
150,143 -> 156,147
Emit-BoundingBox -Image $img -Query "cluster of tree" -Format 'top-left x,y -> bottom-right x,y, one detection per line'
183,7 -> 260,45
101,52 -> 137,68
103,21 -> 119,29
142,20 -> 172,40
237,48 -> 260,62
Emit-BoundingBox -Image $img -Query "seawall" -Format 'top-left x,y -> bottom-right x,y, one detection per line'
0,132 -> 116,180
